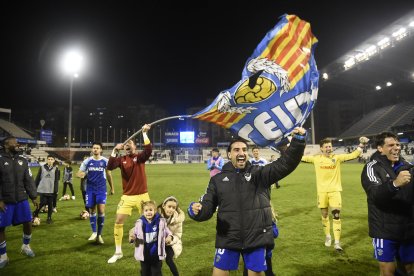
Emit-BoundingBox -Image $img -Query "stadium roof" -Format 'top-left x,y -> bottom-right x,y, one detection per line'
319,10 -> 414,100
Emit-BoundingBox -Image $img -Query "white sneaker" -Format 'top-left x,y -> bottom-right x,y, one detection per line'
107,253 -> 123,264
88,232 -> 97,241
21,244 -> 35,257
53,208 -> 57,213
71,196 -> 76,200
96,235 -> 104,244
0,257 -> 9,268
334,242 -> 343,252
324,235 -> 332,247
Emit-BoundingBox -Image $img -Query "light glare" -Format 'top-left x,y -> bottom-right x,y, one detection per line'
61,50 -> 84,75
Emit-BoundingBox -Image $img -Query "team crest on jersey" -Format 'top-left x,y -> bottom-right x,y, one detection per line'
331,159 -> 336,163
244,173 -> 252,181
133,157 -> 137,163
100,162 -> 104,166
152,225 -> 158,232
18,160 -> 23,166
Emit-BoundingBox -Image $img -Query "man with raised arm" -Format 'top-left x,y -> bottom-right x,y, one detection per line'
107,124 -> 152,264
188,127 -> 306,276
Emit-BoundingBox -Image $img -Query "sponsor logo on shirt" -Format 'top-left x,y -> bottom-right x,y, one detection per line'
320,165 -> 336,169
88,167 -> 104,172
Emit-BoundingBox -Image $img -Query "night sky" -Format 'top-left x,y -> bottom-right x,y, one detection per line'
3,0 -> 414,115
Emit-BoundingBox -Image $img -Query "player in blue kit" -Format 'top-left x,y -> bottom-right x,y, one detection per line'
77,142 -> 114,244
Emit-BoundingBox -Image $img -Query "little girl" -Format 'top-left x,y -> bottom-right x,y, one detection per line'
157,196 -> 185,276
130,200 -> 172,276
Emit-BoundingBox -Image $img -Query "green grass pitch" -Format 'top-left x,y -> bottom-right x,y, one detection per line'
3,162 -> 379,275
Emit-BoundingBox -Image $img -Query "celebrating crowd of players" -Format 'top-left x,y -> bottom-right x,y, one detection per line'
0,126 -> 413,275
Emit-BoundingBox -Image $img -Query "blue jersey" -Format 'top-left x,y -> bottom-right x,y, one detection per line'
249,157 -> 268,166
80,157 -> 108,192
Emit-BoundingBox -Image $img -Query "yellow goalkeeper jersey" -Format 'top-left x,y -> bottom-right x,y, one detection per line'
301,149 -> 361,192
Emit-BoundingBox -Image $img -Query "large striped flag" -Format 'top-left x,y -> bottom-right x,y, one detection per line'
192,14 -> 319,147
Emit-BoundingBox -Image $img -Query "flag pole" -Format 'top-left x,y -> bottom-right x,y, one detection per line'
123,115 -> 192,145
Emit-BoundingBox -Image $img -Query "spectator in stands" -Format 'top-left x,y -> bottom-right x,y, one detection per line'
61,161 -> 75,200
207,148 -> 224,177
107,124 -> 152,264
361,132 -> 414,276
33,155 -> 60,224
188,127 -> 306,275
249,146 -> 268,166
0,136 -> 38,268
301,136 -> 369,252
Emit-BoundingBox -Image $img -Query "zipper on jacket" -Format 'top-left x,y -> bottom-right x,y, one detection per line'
237,172 -> 245,250
12,156 -> 19,203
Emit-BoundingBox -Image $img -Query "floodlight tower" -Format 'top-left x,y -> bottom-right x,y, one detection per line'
61,50 -> 83,148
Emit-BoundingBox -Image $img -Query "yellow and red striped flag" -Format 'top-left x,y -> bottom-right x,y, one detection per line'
192,14 -> 319,146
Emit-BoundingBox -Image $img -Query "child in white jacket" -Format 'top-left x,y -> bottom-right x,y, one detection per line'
157,196 -> 185,276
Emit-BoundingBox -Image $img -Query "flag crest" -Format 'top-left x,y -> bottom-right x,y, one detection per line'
192,14 -> 319,147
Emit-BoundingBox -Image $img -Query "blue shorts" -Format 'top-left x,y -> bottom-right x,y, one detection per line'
0,200 -> 32,227
85,190 -> 107,208
213,247 -> 266,272
372,238 -> 414,263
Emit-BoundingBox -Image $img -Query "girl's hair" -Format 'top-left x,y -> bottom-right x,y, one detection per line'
157,196 -> 182,216
141,200 -> 157,213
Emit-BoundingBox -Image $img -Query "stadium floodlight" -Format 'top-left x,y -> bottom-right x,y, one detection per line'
377,37 -> 390,49
410,21 -> 414,27
61,50 -> 84,75
322,73 -> 329,80
344,57 -> 356,70
392,27 -> 407,41
386,82 -> 392,87
365,45 -> 377,57
397,132 -> 404,135
61,49 -> 84,149
375,85 -> 382,91
355,52 -> 368,62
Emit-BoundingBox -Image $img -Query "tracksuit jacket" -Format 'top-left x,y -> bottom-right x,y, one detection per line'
189,136 -> 305,251
361,151 -> 414,241
0,150 -> 37,203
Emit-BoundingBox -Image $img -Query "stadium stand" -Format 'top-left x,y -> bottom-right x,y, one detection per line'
339,101 -> 414,139
0,119 -> 33,139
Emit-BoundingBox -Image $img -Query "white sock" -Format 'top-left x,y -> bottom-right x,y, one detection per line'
115,245 -> 122,254
0,253 -> 8,260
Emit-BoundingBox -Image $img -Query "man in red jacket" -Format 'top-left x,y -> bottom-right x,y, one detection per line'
107,124 -> 152,264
